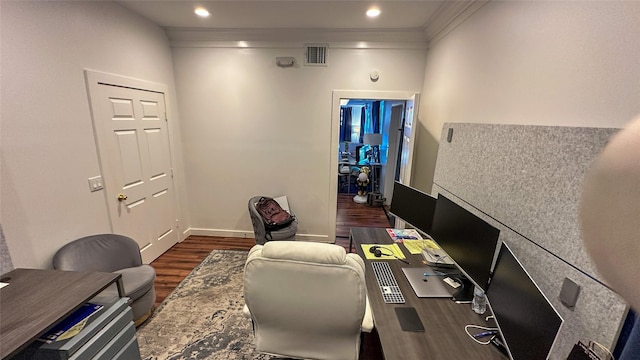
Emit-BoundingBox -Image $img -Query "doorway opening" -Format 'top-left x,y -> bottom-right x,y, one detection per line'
337,99 -> 405,202
329,91 -> 420,242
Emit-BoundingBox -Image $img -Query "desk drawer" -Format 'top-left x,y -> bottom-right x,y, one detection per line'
67,307 -> 133,360
110,336 -> 141,360
85,322 -> 137,360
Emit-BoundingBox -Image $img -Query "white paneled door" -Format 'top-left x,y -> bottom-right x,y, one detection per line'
87,71 -> 178,263
398,94 -> 419,185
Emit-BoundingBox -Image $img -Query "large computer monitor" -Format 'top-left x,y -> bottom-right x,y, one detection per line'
486,243 -> 563,360
430,194 -> 500,291
388,181 -> 437,235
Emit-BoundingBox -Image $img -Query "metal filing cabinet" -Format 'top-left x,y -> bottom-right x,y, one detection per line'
13,298 -> 140,360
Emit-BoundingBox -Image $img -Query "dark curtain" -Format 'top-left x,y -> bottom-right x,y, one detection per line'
340,107 -> 352,142
359,106 -> 365,143
616,310 -> 640,360
372,101 -> 381,134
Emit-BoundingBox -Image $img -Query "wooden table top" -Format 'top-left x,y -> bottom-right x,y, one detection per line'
0,268 -> 121,359
350,227 -> 506,360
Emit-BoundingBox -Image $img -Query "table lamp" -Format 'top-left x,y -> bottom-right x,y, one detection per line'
363,133 -> 383,163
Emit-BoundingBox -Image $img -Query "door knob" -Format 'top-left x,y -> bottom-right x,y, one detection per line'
117,194 -> 128,201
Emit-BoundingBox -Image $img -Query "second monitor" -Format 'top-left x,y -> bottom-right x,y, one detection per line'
430,194 -> 500,298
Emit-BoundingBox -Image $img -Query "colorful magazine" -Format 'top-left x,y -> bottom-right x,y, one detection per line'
38,303 -> 103,343
386,228 -> 423,241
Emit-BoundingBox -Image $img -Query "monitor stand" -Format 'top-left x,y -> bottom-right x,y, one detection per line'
451,277 -> 475,303
490,335 -> 509,356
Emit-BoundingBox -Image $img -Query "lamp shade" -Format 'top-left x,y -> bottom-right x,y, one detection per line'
363,133 -> 382,146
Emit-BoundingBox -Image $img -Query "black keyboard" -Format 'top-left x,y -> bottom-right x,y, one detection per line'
371,261 -> 405,304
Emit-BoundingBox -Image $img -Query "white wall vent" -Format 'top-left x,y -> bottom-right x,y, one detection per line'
304,44 -> 328,66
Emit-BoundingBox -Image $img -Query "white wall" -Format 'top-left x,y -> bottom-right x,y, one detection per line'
9,0 -> 634,267
414,0 -> 640,192
172,46 -> 426,238
411,3 -> 640,356
0,1 -> 187,268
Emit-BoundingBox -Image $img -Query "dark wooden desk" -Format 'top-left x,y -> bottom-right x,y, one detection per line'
350,227 -> 505,360
0,268 -> 123,359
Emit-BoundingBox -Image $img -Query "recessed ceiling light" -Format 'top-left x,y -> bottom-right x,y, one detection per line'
366,7 -> 381,18
194,7 -> 210,17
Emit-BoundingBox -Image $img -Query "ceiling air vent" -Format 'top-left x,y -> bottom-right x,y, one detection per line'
304,45 -> 328,66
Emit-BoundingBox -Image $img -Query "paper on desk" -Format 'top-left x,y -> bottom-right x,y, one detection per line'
361,243 -> 406,260
402,239 -> 441,255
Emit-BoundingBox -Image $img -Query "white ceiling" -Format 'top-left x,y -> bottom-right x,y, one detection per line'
116,1 -> 449,31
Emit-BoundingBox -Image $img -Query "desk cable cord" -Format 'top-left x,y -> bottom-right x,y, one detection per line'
423,269 -> 461,277
449,273 -> 466,299
434,253 -> 452,266
423,270 -> 448,277
464,325 -> 499,345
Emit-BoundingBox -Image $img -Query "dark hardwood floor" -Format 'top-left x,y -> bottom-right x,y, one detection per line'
150,236 -> 257,307
335,193 -> 393,239
148,193 -> 389,359
151,194 -> 391,307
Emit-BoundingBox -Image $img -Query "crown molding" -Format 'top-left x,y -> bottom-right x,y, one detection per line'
166,27 -> 428,48
424,0 -> 489,47
169,40 -> 429,50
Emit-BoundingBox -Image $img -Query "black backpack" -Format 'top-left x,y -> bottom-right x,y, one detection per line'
255,197 -> 295,231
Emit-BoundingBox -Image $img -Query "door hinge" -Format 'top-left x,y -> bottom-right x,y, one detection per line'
165,113 -> 168,122
170,168 -> 174,178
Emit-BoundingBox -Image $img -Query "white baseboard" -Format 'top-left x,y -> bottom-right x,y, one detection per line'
295,234 -> 332,243
189,228 -> 254,238
181,228 -> 192,241
185,228 -> 332,243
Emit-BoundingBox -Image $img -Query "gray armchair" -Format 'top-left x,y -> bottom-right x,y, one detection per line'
248,196 -> 297,245
52,233 -> 156,325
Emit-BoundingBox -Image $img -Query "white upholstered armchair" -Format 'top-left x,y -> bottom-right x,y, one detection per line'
243,241 -> 374,360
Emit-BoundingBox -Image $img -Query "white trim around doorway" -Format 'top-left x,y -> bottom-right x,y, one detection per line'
329,90 -> 420,242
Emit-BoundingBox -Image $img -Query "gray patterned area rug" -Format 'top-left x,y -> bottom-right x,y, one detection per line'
137,249 -> 273,360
